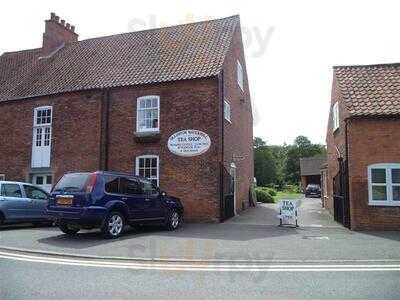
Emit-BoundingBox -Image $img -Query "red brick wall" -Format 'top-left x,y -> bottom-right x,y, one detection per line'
106,78 -> 221,222
347,118 -> 400,230
0,91 -> 102,183
325,73 -> 349,215
222,21 -> 254,213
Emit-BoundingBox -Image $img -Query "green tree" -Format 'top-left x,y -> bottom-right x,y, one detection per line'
284,136 -> 326,184
253,137 -> 277,186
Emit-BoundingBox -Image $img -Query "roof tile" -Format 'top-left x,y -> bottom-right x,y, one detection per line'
0,15 -> 239,102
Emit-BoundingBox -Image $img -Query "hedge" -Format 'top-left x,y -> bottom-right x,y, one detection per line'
255,188 -> 275,203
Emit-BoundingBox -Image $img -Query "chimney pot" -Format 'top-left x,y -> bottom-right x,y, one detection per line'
42,13 -> 78,57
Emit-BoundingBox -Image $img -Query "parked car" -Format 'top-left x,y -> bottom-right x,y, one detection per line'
0,181 -> 51,226
47,171 -> 184,238
305,184 -> 321,198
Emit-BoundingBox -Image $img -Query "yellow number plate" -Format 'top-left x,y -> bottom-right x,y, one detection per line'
56,197 -> 73,205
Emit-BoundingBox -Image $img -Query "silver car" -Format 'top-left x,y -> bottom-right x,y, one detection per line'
0,181 -> 51,226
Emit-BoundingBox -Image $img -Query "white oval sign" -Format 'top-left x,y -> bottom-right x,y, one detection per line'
168,129 -> 211,157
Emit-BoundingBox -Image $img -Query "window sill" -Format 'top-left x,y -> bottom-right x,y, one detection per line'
368,202 -> 400,207
134,131 -> 161,143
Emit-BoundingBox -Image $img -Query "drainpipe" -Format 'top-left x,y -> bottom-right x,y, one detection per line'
218,71 -> 225,221
99,89 -> 110,171
344,118 -> 351,228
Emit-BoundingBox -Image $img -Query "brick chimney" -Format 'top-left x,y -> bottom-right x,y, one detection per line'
42,12 -> 78,56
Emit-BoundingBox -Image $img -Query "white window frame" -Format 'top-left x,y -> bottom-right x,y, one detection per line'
136,95 -> 160,133
368,163 -> 400,206
32,106 -> 52,168
237,60 -> 244,91
135,155 -> 160,186
0,174 -> 5,181
332,102 -> 339,131
34,106 -> 52,127
224,99 -> 231,123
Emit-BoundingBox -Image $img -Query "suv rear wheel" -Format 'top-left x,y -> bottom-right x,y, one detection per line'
59,224 -> 80,235
102,211 -> 125,239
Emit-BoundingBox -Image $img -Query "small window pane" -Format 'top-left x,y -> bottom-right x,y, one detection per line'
139,100 -> 145,109
151,159 -> 157,168
152,98 -> 158,107
371,169 -> 386,184
392,169 -> 400,184
139,158 -> 144,168
145,159 -> 151,168
372,185 -> 387,201
393,186 -> 400,201
46,176 -> 52,184
36,176 -> 44,185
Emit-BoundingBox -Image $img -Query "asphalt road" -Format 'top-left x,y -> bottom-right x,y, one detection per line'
1,257 -> 400,300
1,198 -> 399,299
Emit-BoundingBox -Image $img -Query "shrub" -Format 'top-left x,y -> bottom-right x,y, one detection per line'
258,186 -> 277,196
255,188 -> 275,203
284,184 -> 302,193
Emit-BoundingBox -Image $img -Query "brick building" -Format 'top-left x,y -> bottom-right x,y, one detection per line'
0,13 -> 253,222
299,156 -> 326,191
324,63 -> 400,230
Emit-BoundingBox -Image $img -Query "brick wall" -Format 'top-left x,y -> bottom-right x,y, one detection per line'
347,118 -> 400,230
325,73 -> 349,215
0,91 -> 103,183
222,21 -> 254,213
106,78 -> 221,222
327,70 -> 400,230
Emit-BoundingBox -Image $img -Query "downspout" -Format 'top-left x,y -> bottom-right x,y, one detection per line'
218,70 -> 225,221
344,118 -> 350,228
99,89 -> 110,171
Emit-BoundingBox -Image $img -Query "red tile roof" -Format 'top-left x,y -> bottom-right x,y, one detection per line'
0,15 -> 239,102
334,64 -> 400,117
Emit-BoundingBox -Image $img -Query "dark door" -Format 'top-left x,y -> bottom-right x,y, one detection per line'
333,159 -> 350,228
119,177 -> 146,220
139,178 -> 164,219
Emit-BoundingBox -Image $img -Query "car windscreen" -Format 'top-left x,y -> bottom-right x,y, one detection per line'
52,173 -> 91,192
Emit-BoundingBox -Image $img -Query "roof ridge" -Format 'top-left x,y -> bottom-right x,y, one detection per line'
1,47 -> 41,56
333,62 -> 400,69
79,14 -> 240,44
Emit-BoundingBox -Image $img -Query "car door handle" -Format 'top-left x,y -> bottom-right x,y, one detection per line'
121,197 -> 128,200
145,198 -> 151,202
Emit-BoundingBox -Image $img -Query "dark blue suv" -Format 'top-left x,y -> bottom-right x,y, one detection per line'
47,171 -> 183,238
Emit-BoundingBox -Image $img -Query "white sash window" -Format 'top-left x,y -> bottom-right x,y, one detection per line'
135,155 -> 159,186
32,106 -> 52,168
136,96 -> 160,133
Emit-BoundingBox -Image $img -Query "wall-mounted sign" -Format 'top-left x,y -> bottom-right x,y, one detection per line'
168,129 -> 211,157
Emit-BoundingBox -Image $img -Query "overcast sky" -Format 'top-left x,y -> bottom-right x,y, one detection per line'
1,0 -> 399,145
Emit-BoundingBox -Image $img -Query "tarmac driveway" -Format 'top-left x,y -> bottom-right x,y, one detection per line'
0,197 -> 399,261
